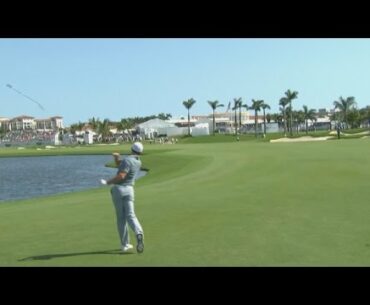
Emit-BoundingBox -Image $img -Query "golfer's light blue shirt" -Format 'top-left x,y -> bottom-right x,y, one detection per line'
116,155 -> 141,186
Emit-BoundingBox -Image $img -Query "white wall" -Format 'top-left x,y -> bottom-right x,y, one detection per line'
191,125 -> 210,137
84,132 -> 94,144
158,127 -> 188,137
53,133 -> 61,145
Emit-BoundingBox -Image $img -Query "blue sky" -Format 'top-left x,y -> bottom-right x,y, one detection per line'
1,38 -> 370,126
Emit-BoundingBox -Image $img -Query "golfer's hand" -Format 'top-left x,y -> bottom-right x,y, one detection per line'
100,179 -> 107,185
112,152 -> 120,158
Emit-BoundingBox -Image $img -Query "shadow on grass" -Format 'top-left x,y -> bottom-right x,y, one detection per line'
18,249 -> 133,261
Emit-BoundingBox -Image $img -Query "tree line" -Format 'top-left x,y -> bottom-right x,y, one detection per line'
65,90 -> 370,141
68,112 -> 172,140
182,90 -> 370,137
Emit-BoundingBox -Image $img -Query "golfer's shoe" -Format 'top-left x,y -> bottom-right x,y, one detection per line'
136,234 -> 144,253
122,244 -> 134,252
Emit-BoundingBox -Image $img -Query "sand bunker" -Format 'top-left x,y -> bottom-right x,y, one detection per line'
271,130 -> 370,143
270,136 -> 334,143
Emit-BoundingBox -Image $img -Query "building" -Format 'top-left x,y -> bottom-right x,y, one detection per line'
10,115 -> 35,130
168,117 -> 209,136
0,115 -> 64,131
0,117 -> 11,130
213,111 -> 250,125
137,117 -> 210,138
35,116 -> 64,131
317,108 -> 329,117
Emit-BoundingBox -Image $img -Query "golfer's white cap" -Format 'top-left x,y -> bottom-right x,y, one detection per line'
132,142 -> 144,154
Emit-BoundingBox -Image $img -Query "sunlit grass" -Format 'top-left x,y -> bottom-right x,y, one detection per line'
1,138 -> 370,266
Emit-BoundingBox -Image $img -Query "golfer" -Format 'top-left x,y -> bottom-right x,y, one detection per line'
100,142 -> 144,253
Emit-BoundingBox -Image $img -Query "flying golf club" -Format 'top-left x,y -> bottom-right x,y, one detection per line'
6,84 -> 45,111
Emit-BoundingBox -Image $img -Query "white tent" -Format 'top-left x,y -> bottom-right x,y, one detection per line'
192,123 -> 210,137
137,119 -> 176,139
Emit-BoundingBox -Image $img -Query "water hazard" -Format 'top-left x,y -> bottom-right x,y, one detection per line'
0,155 -> 146,202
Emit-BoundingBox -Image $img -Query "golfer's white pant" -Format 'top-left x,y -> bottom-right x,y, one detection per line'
110,185 -> 144,247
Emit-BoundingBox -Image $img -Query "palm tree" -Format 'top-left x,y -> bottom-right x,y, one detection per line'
250,99 -> 264,138
302,105 -> 316,134
98,118 -> 111,142
116,118 -> 128,133
207,100 -> 224,135
182,98 -> 196,136
69,121 -> 84,135
266,113 -> 271,123
279,97 -> 290,136
329,111 -> 340,130
261,102 -> 271,136
118,118 -> 136,137
231,98 -> 242,136
333,96 -> 356,129
238,101 -> 248,130
347,109 -> 360,129
88,117 -> 100,132
158,113 -> 172,120
269,113 -> 282,124
69,124 -> 77,135
126,118 -> 136,129
294,110 -> 305,134
284,89 -> 299,136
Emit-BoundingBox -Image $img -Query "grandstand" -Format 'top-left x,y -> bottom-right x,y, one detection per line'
0,115 -> 63,146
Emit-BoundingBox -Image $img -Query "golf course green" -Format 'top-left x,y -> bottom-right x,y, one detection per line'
1,136 -> 370,266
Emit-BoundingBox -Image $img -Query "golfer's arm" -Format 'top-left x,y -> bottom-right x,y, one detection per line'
107,171 -> 127,185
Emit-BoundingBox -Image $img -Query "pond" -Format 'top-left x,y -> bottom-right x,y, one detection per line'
0,155 -> 147,202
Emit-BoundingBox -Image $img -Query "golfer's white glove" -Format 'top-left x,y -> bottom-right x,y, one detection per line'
100,179 -> 107,185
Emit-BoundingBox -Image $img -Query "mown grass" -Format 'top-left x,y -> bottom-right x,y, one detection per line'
1,137 -> 370,266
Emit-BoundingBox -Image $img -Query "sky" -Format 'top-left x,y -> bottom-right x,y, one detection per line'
1,38 -> 370,126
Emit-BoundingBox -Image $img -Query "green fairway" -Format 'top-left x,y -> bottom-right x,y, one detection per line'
1,138 -> 370,266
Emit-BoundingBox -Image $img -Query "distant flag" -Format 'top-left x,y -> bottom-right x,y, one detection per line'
226,101 -> 231,112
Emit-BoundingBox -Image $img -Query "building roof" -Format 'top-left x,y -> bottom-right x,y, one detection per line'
137,118 -> 174,129
12,115 -> 34,120
167,117 -> 197,123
